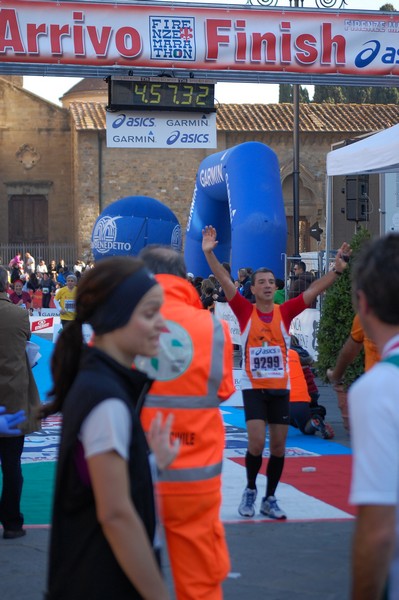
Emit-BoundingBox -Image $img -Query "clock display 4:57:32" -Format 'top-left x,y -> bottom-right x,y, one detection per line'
110,79 -> 215,112
132,82 -> 214,110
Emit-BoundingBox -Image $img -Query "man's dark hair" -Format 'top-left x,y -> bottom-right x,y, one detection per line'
352,233 -> 399,325
139,245 -> 187,279
0,266 -> 8,292
294,261 -> 306,272
222,262 -> 231,275
275,278 -> 285,290
250,267 -> 275,286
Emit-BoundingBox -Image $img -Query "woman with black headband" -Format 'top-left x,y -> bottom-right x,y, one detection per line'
40,256 -> 178,600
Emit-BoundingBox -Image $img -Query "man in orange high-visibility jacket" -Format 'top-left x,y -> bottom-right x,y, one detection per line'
138,245 -> 235,600
288,348 -> 334,439
327,313 -> 380,385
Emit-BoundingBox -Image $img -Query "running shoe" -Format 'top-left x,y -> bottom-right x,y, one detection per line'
238,487 -> 257,518
321,422 -> 335,439
311,417 -> 335,440
260,496 -> 287,520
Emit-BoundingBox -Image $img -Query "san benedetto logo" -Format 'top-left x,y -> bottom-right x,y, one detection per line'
91,215 -> 132,254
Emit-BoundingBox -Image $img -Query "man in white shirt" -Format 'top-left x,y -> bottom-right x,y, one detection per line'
349,233 -> 399,600
25,252 -> 35,275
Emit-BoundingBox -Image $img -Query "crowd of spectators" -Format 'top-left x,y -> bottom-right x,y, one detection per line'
3,251 -> 93,310
6,251 -> 317,313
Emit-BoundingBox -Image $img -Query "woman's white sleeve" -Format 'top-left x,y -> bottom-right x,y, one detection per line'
80,399 -> 132,461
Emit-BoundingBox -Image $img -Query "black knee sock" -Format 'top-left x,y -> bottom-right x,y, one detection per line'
266,455 -> 285,498
245,451 -> 263,489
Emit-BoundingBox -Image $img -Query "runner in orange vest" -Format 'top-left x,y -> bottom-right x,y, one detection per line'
202,225 -> 351,520
138,245 -> 235,600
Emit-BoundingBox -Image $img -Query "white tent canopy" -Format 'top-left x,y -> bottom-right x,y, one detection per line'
326,122 -> 399,176
325,121 -> 399,269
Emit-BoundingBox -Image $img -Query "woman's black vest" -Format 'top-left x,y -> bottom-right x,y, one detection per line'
46,347 -> 156,600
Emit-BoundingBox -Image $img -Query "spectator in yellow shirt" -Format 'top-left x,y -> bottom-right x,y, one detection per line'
54,274 -> 77,328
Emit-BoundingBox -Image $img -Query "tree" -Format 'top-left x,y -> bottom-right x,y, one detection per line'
279,84 -> 292,103
312,86 -> 345,104
278,84 -> 310,103
316,227 -> 371,390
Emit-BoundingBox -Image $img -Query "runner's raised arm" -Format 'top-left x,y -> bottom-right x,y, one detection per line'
202,225 -> 237,301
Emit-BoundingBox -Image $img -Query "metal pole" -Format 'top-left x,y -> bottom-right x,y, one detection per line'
292,0 -> 301,257
293,82 -> 300,257
325,174 -> 333,274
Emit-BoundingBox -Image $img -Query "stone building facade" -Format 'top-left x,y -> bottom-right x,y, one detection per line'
1,76 -> 399,264
0,77 -> 72,251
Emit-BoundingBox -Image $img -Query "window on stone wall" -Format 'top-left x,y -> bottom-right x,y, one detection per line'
9,195 -> 48,244
286,216 -> 309,256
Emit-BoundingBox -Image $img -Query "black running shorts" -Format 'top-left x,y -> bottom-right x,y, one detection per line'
242,389 -> 290,425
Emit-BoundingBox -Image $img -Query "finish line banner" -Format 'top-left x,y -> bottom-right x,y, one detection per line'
0,2 -> 399,79
106,110 -> 217,148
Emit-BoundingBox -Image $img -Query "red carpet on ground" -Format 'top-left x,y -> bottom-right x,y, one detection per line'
230,455 -> 355,517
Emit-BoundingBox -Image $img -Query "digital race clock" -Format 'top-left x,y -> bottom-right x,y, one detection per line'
108,76 -> 215,113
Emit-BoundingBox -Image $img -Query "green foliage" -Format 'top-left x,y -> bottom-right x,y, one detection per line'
312,85 -> 345,104
316,228 -> 371,389
279,84 -> 292,103
278,84 -> 310,103
300,87 -> 310,103
313,85 -> 399,105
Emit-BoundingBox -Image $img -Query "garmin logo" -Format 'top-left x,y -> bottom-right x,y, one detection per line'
166,118 -> 208,127
199,164 -> 224,188
113,134 -> 155,144
91,215 -> 132,254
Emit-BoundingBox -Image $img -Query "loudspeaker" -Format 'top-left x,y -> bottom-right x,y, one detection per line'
345,175 -> 369,222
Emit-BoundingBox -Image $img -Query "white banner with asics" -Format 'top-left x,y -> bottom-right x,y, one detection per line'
106,110 -> 217,149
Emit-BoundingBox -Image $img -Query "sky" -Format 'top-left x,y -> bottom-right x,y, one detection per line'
22,0 -> 397,106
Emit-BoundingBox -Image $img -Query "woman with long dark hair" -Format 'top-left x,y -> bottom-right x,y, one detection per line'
41,256 -> 178,600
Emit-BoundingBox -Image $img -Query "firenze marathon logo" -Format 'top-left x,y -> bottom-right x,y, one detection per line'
150,16 -> 195,60
92,216 -> 132,255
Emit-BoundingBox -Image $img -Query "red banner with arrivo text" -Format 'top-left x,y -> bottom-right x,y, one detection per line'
0,1 -> 398,77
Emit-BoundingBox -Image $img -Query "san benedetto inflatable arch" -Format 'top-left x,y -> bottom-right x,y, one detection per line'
184,142 -> 287,279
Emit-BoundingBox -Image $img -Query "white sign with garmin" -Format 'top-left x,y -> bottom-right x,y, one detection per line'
106,111 -> 217,149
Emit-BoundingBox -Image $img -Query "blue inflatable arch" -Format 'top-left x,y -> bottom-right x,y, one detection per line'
184,142 -> 287,279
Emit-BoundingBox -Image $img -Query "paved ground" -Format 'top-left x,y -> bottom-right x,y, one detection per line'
0,379 -> 354,600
